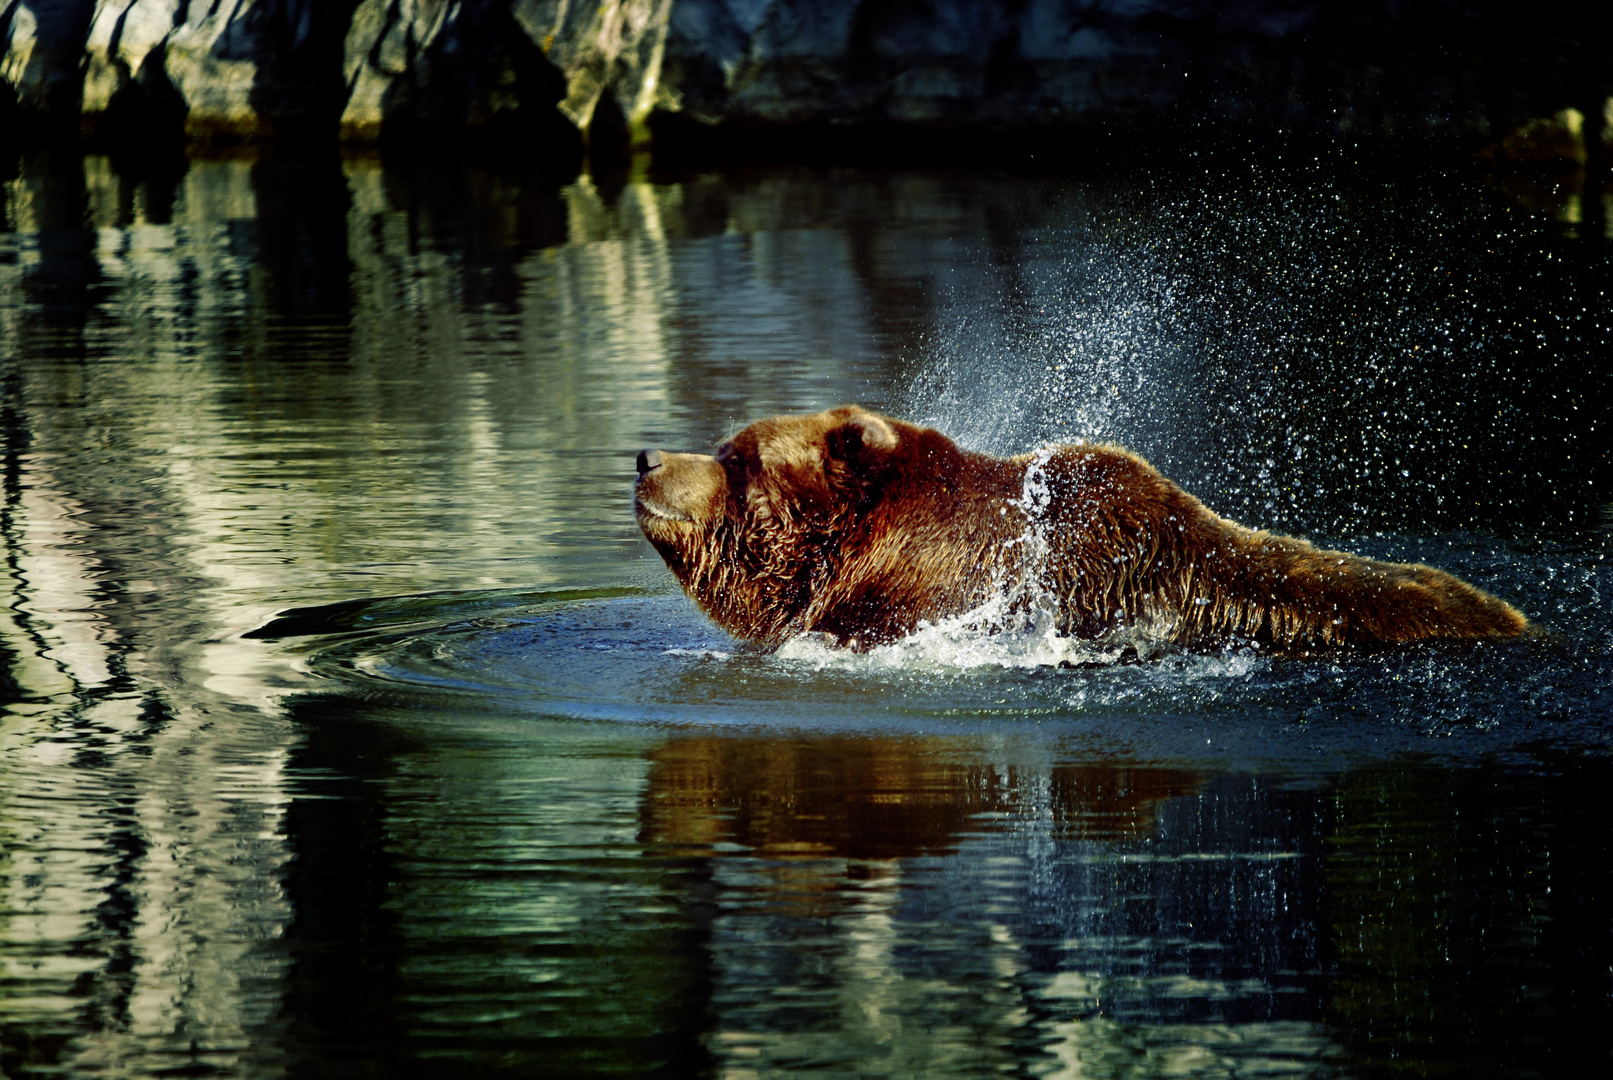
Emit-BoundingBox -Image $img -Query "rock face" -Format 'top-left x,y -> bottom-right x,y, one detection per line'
1,0 -> 671,153
1,1 -> 1608,155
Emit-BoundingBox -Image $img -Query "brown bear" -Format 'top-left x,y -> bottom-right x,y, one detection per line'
634,405 -> 1528,650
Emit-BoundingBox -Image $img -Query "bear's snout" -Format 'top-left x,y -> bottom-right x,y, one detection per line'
634,450 -> 726,530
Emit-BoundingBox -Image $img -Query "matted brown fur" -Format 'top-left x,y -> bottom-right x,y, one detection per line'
634,406 -> 1529,649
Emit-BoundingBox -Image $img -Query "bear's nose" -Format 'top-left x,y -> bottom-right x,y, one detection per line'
636,449 -> 664,477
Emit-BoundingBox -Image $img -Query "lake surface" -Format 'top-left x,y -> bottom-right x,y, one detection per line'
0,146 -> 1609,1078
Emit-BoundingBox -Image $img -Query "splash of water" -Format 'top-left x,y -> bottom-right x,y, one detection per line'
895,166 -> 1584,539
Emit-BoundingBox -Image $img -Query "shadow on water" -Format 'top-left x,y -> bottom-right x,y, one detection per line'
0,142 -> 1609,1077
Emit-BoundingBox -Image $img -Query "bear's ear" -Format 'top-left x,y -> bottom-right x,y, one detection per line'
825,412 -> 898,468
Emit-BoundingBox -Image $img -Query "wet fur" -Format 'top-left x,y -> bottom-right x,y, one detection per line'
635,407 -> 1529,649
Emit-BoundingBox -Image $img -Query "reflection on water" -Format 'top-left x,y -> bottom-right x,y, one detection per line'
642,736 -> 1204,855
0,146 -> 1609,1077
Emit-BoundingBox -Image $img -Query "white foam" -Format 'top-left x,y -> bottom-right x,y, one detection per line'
773,599 -> 1271,676
662,647 -> 734,660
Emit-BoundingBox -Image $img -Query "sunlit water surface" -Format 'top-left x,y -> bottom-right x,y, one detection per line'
0,149 -> 1609,1078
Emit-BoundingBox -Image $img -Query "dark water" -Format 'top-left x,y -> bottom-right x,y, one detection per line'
1,147 -> 1610,1078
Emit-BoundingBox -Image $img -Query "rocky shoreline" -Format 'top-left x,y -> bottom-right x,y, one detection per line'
2,1 -> 1608,167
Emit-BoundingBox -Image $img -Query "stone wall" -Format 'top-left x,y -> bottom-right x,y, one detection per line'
1,1 -> 1608,157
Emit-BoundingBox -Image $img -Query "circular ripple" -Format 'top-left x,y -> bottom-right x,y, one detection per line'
253,585 -> 1613,766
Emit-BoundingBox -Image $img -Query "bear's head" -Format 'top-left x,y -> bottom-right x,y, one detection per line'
635,406 -> 918,644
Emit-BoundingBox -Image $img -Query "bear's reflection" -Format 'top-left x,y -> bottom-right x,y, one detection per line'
640,735 -> 1201,860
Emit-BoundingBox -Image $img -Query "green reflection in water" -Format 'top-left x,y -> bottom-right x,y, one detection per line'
0,143 -> 1607,1078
